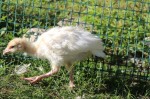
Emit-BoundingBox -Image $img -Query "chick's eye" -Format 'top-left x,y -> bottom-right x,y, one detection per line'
10,46 -> 15,48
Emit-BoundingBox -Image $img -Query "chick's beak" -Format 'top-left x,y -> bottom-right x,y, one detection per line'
3,49 -> 10,55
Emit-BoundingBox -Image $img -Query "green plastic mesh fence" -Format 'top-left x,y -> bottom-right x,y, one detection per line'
0,0 -> 149,81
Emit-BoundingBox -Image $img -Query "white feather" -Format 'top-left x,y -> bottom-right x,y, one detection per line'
33,26 -> 105,67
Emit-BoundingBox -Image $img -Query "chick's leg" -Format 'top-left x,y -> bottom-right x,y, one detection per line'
69,68 -> 75,88
66,63 -> 75,88
24,66 -> 60,84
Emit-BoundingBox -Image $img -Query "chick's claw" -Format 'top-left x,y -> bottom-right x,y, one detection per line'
24,77 -> 36,81
24,76 -> 42,84
69,83 -> 75,88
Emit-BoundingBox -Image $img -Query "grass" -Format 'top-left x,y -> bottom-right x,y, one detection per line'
0,54 -> 149,98
0,40 -> 149,99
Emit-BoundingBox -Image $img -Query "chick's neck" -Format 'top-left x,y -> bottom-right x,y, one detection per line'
23,40 -> 37,55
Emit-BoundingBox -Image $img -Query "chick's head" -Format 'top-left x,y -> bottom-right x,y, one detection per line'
3,38 -> 25,55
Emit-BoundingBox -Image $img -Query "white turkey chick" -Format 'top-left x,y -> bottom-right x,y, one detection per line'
3,26 -> 105,88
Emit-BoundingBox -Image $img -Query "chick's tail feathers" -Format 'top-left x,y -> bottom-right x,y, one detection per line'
90,40 -> 106,58
92,50 -> 106,58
